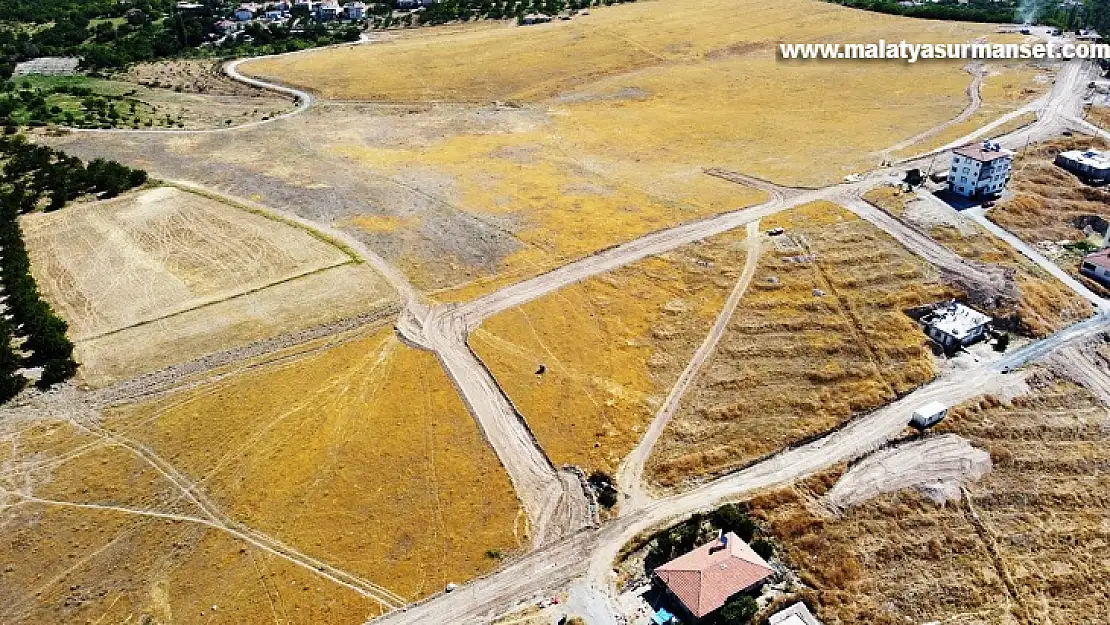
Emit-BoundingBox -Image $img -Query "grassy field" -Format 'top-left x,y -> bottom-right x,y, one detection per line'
470,227 -> 751,478
646,202 -> 954,490
23,186 -> 396,386
9,74 -> 290,129
0,326 -> 523,623
749,358 -> 1110,624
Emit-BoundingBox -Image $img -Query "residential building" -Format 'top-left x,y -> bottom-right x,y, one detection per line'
948,141 -> 1014,198
1081,248 -> 1110,287
316,0 -> 342,19
654,532 -> 774,621
345,1 -> 367,18
233,6 -> 254,20
1055,148 -> 1110,182
921,301 -> 992,351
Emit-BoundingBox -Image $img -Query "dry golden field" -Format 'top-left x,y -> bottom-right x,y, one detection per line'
243,0 -> 991,189
864,184 -> 1093,336
990,135 -> 1110,295
646,202 -> 953,489
47,0 -> 1002,300
0,326 -> 522,623
891,59 -> 1051,159
750,357 -> 1110,624
470,227 -> 751,477
1089,106 -> 1110,130
22,186 -> 397,386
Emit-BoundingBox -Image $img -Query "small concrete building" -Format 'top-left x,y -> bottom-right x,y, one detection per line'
948,142 -> 1014,198
1055,149 -> 1110,182
769,602 -> 823,625
1081,248 -> 1110,287
654,532 -> 773,621
922,301 -> 992,351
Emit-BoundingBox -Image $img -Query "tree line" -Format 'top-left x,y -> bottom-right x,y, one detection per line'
0,135 -> 148,401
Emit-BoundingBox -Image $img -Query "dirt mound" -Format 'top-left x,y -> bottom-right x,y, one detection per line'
824,434 -> 992,512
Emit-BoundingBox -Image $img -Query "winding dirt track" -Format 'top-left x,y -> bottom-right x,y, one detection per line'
371,56 -> 1109,623
17,45 -> 1108,623
615,220 -> 764,509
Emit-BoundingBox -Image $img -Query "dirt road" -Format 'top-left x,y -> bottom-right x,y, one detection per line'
884,59 -> 987,156
615,220 -> 764,510
966,206 -> 1108,311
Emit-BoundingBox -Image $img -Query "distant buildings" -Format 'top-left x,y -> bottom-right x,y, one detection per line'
948,141 -> 1014,199
1081,248 -> 1110,287
921,301 -> 992,352
654,532 -> 774,621
1056,148 -> 1110,183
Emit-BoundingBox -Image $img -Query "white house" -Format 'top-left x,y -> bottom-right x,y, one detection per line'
316,0 -> 342,19
1056,149 -> 1110,182
345,1 -> 367,18
922,301 -> 992,351
1081,248 -> 1110,287
948,141 -> 1014,199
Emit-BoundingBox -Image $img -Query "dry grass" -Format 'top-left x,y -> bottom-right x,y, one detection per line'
863,182 -> 1093,337
50,0 -> 998,299
22,186 -> 397,386
891,61 -> 1051,159
748,365 -> 1110,624
990,135 -> 1110,295
470,228 -> 750,476
1088,105 -> 1110,131
244,0 -> 989,189
126,59 -> 281,98
103,326 -> 523,602
646,202 -> 953,489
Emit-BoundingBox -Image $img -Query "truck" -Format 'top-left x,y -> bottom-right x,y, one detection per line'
910,401 -> 948,430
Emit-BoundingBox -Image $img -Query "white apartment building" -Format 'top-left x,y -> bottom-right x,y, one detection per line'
948,141 -> 1014,199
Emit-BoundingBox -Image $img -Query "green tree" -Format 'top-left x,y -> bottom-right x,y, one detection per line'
716,594 -> 757,625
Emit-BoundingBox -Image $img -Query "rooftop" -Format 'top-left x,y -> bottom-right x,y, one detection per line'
769,602 -> 823,625
925,302 -> 991,340
654,532 -> 774,619
1084,248 -> 1110,271
953,143 -> 1014,163
1058,149 -> 1110,171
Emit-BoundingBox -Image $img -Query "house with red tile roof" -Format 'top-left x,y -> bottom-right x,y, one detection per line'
653,532 -> 774,621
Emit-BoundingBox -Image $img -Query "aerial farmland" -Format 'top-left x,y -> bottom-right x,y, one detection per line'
1,0 -> 1109,623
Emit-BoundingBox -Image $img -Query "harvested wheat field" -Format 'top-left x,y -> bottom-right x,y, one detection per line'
22,186 -> 396,386
470,227 -> 753,478
989,135 -> 1110,293
646,202 -> 955,490
864,185 -> 1093,336
745,344 -> 1110,624
50,0 -> 1003,298
0,326 -> 523,623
